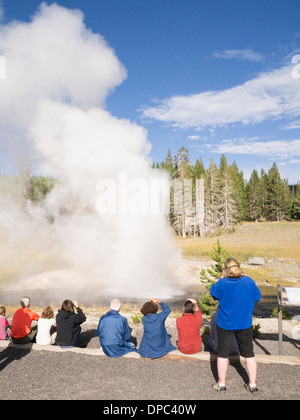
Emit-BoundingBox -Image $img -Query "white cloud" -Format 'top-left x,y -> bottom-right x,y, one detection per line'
209,138 -> 300,158
187,135 -> 200,140
213,49 -> 265,62
283,119 -> 300,130
141,64 -> 300,130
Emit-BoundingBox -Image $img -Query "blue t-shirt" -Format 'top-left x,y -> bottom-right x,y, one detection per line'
210,276 -> 261,331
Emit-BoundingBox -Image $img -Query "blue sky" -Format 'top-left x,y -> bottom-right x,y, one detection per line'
1,0 -> 300,183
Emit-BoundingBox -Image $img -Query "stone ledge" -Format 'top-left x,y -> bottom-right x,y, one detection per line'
1,340 -> 299,365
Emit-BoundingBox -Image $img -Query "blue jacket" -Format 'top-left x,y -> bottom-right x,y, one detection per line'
97,310 -> 135,358
137,302 -> 176,359
210,276 -> 261,331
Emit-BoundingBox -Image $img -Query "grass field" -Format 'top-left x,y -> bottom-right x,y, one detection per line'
177,221 -> 300,286
177,221 -> 300,263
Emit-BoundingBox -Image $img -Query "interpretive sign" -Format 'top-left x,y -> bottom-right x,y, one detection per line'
277,285 -> 300,355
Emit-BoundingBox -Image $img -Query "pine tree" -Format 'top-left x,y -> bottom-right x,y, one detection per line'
191,158 -> 206,237
246,169 -> 261,221
218,154 -> 237,229
267,162 -> 291,221
199,240 -> 229,316
229,161 -> 247,222
173,146 -> 193,237
164,148 -> 176,177
259,169 -> 269,220
295,183 -> 300,219
291,183 -> 300,220
30,176 -> 55,204
193,157 -> 205,179
204,158 -> 221,234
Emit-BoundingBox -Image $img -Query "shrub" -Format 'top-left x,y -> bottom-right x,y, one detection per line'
253,324 -> 261,339
131,312 -> 143,324
272,306 -> 292,320
198,240 -> 229,316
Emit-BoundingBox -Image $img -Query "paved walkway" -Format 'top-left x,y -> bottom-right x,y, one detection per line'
1,340 -> 299,401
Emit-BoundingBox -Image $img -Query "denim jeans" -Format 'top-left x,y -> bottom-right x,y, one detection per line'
58,326 -> 81,349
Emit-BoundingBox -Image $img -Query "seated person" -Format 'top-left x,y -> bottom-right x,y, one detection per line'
97,298 -> 136,358
176,298 -> 203,354
0,306 -> 11,340
36,306 -> 57,346
11,297 -> 39,344
208,311 -> 239,355
55,299 -> 86,348
137,298 -> 176,359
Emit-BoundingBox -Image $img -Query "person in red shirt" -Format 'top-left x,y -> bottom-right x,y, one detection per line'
176,298 -> 203,354
11,296 -> 39,344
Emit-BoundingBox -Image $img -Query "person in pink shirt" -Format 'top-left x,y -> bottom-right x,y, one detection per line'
0,306 -> 11,340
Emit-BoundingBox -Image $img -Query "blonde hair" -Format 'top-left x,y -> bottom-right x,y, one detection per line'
223,258 -> 245,279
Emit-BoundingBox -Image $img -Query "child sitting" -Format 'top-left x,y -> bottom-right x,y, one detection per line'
36,306 -> 57,346
0,306 -> 11,340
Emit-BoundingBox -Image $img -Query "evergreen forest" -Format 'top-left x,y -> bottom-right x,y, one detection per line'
152,146 -> 300,237
1,147 -> 300,239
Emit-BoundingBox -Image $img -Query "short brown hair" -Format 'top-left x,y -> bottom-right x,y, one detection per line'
41,306 -> 54,319
183,300 -> 195,314
223,258 -> 245,279
0,306 -> 6,316
61,299 -> 75,314
140,301 -> 159,316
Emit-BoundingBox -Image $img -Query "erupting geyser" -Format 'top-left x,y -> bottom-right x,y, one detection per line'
0,3 -> 181,301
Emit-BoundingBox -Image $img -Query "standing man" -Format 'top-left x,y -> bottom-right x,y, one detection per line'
11,296 -> 39,344
97,298 -> 136,358
210,258 -> 261,393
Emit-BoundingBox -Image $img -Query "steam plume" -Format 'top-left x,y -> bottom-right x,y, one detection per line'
0,3 -> 180,301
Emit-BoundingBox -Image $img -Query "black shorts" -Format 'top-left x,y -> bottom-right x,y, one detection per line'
216,325 -> 255,359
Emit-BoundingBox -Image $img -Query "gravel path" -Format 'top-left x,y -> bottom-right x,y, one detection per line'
1,313 -> 299,401
1,347 -> 299,401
